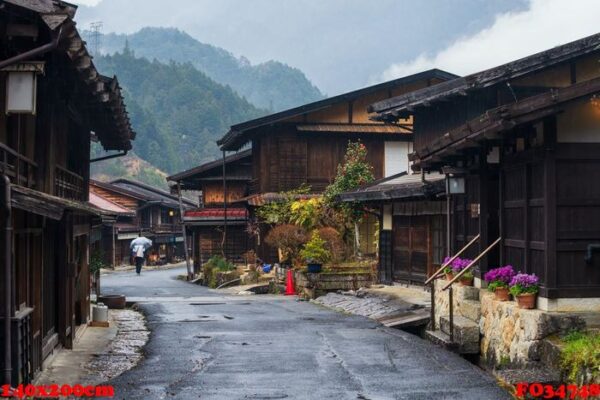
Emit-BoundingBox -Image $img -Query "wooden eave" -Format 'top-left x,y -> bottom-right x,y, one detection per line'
166,149 -> 252,184
370,32 -> 600,118
218,69 -> 458,151
296,123 -> 412,135
5,0 -> 135,151
11,184 -> 103,220
415,76 -> 600,168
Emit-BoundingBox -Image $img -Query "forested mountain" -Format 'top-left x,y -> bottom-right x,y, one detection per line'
100,27 -> 324,111
93,48 -> 264,175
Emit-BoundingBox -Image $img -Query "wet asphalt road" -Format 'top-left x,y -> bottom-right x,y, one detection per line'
101,267 -> 509,400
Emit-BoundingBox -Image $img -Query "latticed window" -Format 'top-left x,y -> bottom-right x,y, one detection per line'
431,215 -> 446,265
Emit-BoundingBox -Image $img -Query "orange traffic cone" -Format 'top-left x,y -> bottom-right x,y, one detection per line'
285,269 -> 296,295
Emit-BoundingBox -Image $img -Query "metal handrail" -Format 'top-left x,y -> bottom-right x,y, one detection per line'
442,237 -> 502,291
424,234 -> 480,285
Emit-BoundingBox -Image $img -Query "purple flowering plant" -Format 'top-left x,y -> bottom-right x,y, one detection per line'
509,273 -> 540,296
484,265 -> 516,292
442,256 -> 474,278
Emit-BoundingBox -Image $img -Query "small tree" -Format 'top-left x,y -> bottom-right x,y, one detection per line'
264,224 -> 309,265
324,141 -> 375,255
300,232 -> 331,265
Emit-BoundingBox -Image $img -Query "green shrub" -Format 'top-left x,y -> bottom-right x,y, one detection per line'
90,249 -> 107,273
206,255 -> 235,271
202,256 -> 236,288
300,232 -> 331,264
561,330 -> 600,383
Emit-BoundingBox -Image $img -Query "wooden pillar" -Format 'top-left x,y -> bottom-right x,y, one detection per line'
543,116 -> 557,296
479,150 -> 489,276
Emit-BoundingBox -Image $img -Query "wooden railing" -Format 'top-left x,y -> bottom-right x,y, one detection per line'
428,235 -> 501,343
55,165 -> 85,201
0,141 -> 37,188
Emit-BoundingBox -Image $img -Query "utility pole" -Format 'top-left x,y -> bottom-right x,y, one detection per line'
89,21 -> 103,56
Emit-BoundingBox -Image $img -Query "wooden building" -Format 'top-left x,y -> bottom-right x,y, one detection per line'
88,187 -> 137,267
0,0 -> 135,385
167,150 -> 252,271
370,33 -> 600,310
90,179 -> 196,265
339,172 -> 446,285
217,69 -> 457,261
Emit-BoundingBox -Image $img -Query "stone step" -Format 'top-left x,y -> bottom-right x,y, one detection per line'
459,299 -> 481,322
424,329 -> 479,354
439,315 -> 480,354
456,285 -> 480,301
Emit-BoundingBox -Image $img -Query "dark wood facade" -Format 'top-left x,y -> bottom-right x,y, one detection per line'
90,180 -> 194,266
0,0 -> 134,385
216,70 -> 457,262
339,173 -> 446,285
370,33 -> 600,300
168,150 -> 253,271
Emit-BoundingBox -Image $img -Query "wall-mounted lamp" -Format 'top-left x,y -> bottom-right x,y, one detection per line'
442,166 -> 466,195
3,62 -> 44,115
590,94 -> 600,117
168,210 -> 175,217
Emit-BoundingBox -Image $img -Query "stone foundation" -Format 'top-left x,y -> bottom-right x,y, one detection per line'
480,292 -> 584,367
537,297 -> 600,312
433,279 -> 479,328
432,278 -> 585,368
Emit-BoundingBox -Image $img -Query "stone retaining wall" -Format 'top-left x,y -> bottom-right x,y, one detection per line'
479,291 -> 584,367
432,278 -> 479,327
295,271 -> 373,299
433,278 -> 585,367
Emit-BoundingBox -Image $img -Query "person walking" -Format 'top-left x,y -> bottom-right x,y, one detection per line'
130,236 -> 152,275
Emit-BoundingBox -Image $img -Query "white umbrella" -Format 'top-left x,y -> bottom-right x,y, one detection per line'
130,236 -> 152,250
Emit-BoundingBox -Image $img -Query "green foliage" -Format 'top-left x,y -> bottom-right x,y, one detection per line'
487,281 -> 507,292
509,283 -> 539,297
561,330 -> 600,383
206,255 -> 236,272
90,249 -> 107,273
290,197 -> 323,230
94,49 -> 265,174
324,141 -> 375,223
99,27 -> 323,111
202,256 -> 236,288
461,270 -> 474,280
300,232 -> 331,264
255,185 -> 311,225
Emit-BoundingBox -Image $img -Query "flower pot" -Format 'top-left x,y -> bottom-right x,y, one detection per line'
459,276 -> 474,286
516,293 -> 537,309
494,287 -> 510,301
445,272 -> 454,281
307,263 -> 322,273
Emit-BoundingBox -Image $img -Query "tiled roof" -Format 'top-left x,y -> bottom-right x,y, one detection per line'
89,191 -> 135,216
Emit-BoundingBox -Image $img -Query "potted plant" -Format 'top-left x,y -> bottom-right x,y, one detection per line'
443,257 -> 473,285
442,256 -> 455,281
509,273 -> 540,309
300,232 -> 331,273
484,265 -> 516,301
458,269 -> 474,286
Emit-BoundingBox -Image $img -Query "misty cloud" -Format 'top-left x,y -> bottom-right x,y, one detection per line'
73,0 -> 525,95
381,0 -> 600,81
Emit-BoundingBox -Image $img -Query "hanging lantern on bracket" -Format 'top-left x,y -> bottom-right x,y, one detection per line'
3,62 -> 45,115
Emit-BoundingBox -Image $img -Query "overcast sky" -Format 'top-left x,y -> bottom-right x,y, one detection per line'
72,0 -> 600,96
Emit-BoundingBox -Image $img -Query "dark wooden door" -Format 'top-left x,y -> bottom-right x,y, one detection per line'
393,216 -> 429,284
